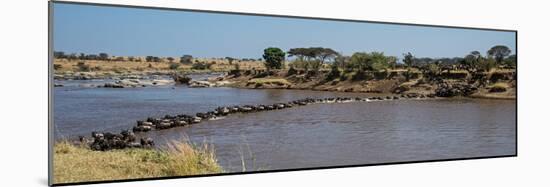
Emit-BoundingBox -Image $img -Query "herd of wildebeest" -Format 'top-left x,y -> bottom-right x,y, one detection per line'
80,93 -> 436,151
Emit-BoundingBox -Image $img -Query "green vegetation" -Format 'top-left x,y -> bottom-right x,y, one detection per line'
349,52 -> 392,72
191,62 -> 212,70
169,63 -> 181,70
53,140 -> 222,184
288,47 -> 339,71
53,45 -> 515,76
487,45 -> 512,65
262,47 -> 286,70
167,57 -> 175,63
76,61 -> 90,72
403,52 -> 414,69
180,55 -> 193,64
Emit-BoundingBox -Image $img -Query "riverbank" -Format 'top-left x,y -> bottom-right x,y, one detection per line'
53,140 -> 222,184
220,68 -> 516,99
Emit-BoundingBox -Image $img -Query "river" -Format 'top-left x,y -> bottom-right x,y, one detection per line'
53,79 -> 516,172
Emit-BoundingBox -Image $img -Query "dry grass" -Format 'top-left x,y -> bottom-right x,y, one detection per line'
248,78 -> 291,85
491,82 -> 509,89
53,58 -> 265,73
53,140 -> 222,184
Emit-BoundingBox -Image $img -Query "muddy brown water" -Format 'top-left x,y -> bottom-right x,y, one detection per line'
53,80 -> 516,172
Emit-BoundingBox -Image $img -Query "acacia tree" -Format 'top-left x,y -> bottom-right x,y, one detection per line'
463,51 -> 482,71
487,45 -> 511,65
180,55 -> 193,64
167,57 -> 175,63
225,57 -> 235,65
317,48 -> 339,66
288,47 -> 338,71
263,47 -> 286,70
99,53 -> 109,61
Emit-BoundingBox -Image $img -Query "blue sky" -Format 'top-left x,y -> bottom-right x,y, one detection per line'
53,3 -> 516,59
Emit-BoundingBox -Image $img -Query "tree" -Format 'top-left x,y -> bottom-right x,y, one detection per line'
262,47 -> 285,70
463,51 -> 482,71
371,52 -> 390,71
225,57 -> 235,65
146,56 -> 154,62
317,48 -> 339,66
403,52 -> 414,68
349,52 -> 390,72
99,53 -> 109,61
167,57 -> 175,63
487,45 -> 511,64
504,54 -> 517,67
350,52 -> 371,72
53,51 -> 65,59
180,55 -> 193,64
78,53 -> 86,60
334,55 -> 351,70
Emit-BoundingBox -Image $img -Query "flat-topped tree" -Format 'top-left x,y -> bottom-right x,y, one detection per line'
99,53 -> 109,61
225,57 -> 236,65
487,45 -> 511,65
263,47 -> 285,70
180,55 -> 193,64
317,48 -> 339,66
167,57 -> 174,63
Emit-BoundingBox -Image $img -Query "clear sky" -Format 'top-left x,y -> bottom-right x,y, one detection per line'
53,3 -> 516,59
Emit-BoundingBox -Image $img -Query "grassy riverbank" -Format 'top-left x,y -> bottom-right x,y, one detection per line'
53,140 -> 222,184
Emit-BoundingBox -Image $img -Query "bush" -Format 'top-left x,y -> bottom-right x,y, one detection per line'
76,61 -> 90,72
53,64 -> 62,70
351,71 -> 368,81
169,63 -> 181,70
191,62 -> 211,70
91,66 -> 102,71
287,66 -> 298,76
325,65 -> 341,81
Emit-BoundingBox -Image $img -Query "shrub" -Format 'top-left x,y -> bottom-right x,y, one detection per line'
191,62 -> 211,70
91,66 -> 102,71
76,61 -> 90,72
325,64 -> 341,81
169,63 -> 181,70
287,66 -> 297,76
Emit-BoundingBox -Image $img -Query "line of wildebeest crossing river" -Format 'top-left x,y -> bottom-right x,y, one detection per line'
83,93 -> 437,151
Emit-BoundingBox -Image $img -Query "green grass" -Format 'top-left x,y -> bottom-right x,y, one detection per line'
53,140 -> 222,184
